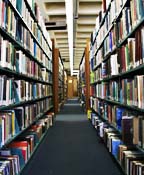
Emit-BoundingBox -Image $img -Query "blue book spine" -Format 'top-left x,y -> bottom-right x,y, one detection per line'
0,119 -> 2,147
13,83 -> 20,103
116,108 -> 124,131
15,53 -> 20,73
16,0 -> 22,14
109,32 -> 112,52
32,84 -> 37,99
4,1 -> 7,30
15,116 -> 20,134
139,0 -> 144,18
34,42 -> 37,58
11,148 -> 25,169
112,139 -> 122,159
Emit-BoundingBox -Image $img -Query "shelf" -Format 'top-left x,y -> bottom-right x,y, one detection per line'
93,0 -> 129,55
114,0 -> 128,23
93,76 -> 119,84
92,0 -> 112,45
93,47 -> 117,71
0,1 -> 53,173
93,80 -> 102,84
90,1 -> 144,174
96,97 -> 144,114
0,96 -> 52,111
8,0 -> 51,60
118,17 -> 144,47
95,24 -> 114,56
23,0 -> 50,51
135,145 -> 144,154
0,67 -> 53,85
103,46 -> 117,61
20,118 -> 52,174
90,110 -> 126,175
0,27 -> 50,73
93,63 -> 101,71
93,63 -> 144,84
1,107 -> 52,149
92,108 -> 122,133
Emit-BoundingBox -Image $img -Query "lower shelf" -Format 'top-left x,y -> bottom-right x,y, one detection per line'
0,110 -> 54,175
89,113 -> 144,175
20,125 -> 51,174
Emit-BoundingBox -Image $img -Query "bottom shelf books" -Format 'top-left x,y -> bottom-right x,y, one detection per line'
0,113 -> 53,174
0,98 -> 52,148
89,112 -> 144,175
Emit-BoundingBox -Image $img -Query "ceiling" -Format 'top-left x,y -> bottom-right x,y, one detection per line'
36,0 -> 102,73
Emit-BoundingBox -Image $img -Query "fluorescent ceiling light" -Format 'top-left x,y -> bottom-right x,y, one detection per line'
65,0 -> 73,75
73,70 -> 79,73
73,70 -> 79,75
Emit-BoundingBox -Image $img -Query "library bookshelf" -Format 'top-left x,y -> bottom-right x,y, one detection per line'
79,39 -> 90,112
89,0 -> 144,174
52,40 -> 65,114
64,70 -> 68,102
0,0 -> 54,174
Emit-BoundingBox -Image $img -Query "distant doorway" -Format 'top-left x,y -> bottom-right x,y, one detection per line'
67,76 -> 78,98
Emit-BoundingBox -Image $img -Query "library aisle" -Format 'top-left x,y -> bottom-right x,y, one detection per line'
21,98 -> 123,175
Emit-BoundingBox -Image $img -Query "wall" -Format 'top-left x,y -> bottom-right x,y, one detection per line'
67,76 -> 78,98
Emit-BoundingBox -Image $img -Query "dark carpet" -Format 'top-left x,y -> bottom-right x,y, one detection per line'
59,98 -> 84,115
21,98 -> 124,175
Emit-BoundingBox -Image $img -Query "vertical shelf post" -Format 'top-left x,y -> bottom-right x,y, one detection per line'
85,39 -> 90,111
52,39 -> 59,114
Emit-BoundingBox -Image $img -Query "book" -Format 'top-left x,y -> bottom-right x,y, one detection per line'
133,117 -> 139,145
122,115 -> 133,145
14,107 -> 24,131
110,54 -> 119,75
125,153 -> 144,175
111,137 -> 122,159
0,155 -> 20,175
8,141 -> 30,163
116,107 -> 125,132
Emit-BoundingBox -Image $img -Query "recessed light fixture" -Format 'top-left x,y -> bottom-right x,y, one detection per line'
65,0 -> 73,75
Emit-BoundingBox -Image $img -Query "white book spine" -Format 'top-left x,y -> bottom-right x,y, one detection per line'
1,39 -> 6,68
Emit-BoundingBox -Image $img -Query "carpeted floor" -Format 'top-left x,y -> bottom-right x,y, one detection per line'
21,98 -> 124,175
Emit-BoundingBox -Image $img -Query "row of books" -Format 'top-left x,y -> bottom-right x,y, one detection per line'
90,112 -> 144,175
92,1 -> 144,69
91,75 -> 144,109
59,59 -> 64,82
0,75 -> 53,106
90,98 -> 144,147
0,113 -> 53,174
15,50 -> 53,81
119,28 -> 144,71
90,54 -> 119,83
0,0 -> 52,63
79,56 -> 86,84
95,0 -> 144,51
4,0 -> 52,57
95,1 -> 123,48
93,26 -> 144,72
26,0 -> 52,50
0,99 -> 53,148
105,129 -> 144,175
0,38 -> 52,78
0,31 -> 52,74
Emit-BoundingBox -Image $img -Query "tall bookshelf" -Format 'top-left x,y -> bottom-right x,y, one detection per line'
79,39 -> 90,112
59,55 -> 65,107
0,0 -> 54,174
64,70 -> 68,101
52,42 -> 65,113
89,0 -> 144,174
